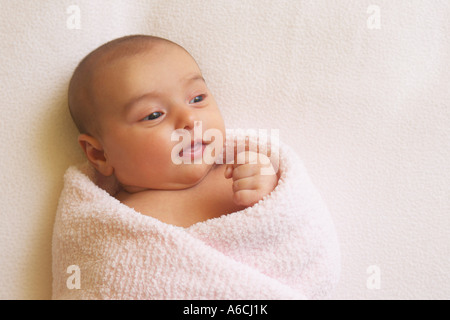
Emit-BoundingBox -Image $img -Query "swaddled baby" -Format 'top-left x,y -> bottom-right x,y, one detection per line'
68,35 -> 278,228
57,35 -> 340,300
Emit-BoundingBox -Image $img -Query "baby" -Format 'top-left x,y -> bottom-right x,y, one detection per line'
54,35 -> 340,299
68,35 -> 278,228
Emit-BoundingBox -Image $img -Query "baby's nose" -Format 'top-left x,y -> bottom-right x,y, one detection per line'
176,106 -> 197,130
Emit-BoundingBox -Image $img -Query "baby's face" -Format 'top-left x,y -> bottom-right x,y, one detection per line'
91,44 -> 225,192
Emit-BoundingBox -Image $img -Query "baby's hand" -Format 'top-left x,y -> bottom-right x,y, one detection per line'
224,151 -> 278,207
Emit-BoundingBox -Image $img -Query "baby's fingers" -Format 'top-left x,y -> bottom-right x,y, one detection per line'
224,161 -> 260,180
232,176 -> 259,193
233,189 -> 261,207
224,164 -> 234,179
230,163 -> 261,181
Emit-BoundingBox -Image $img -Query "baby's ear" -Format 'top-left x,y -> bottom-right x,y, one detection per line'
78,134 -> 114,176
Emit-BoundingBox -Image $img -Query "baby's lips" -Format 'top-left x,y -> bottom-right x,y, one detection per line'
179,139 -> 203,156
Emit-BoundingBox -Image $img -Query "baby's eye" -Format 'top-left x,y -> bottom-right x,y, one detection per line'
142,111 -> 163,121
189,95 -> 204,104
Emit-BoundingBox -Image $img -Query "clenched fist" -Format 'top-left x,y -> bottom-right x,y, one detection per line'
224,151 -> 279,207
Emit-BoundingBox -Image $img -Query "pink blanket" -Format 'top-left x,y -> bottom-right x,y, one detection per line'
52,135 -> 340,299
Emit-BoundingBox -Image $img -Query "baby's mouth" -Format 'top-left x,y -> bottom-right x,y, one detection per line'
179,140 -> 207,159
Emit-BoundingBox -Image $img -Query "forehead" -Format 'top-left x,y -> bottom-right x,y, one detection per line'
123,46 -> 200,81
90,45 -> 201,109
99,43 -> 199,78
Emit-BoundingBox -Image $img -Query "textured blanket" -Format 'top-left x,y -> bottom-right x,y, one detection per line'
52,136 -> 340,300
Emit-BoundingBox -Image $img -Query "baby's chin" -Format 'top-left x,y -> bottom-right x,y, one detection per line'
172,162 -> 215,189
126,162 -> 214,192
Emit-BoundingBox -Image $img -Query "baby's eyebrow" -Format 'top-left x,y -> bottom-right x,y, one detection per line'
124,91 -> 159,110
124,74 -> 206,110
183,74 -> 206,85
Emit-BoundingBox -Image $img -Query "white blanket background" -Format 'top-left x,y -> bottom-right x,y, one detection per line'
0,0 -> 449,299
